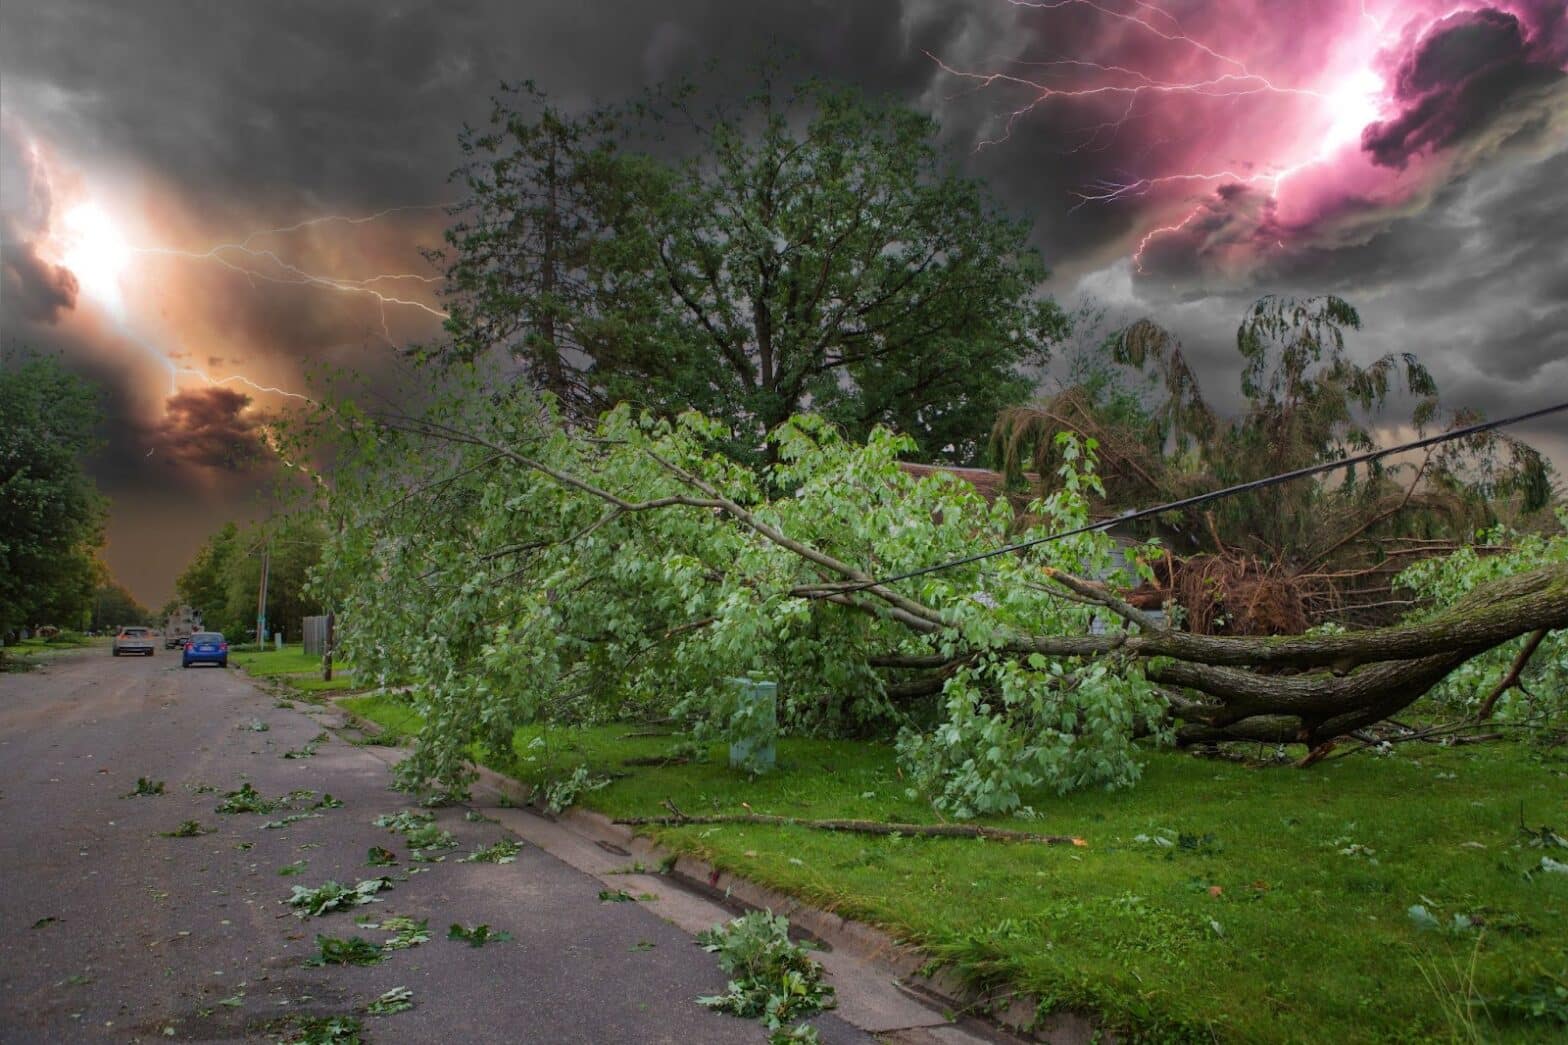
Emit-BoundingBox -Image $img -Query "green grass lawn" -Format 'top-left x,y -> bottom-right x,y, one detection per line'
230,644 -> 328,675
230,644 -> 363,700
2,634 -> 98,667
339,694 -> 1567,1042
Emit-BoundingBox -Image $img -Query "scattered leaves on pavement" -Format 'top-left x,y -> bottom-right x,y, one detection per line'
288,878 -> 392,917
263,813 -> 323,830
373,810 -> 434,833
696,911 -> 835,1036
447,923 -> 512,947
381,916 -> 430,949
216,783 -> 280,814
460,839 -> 521,864
305,935 -> 385,967
366,846 -> 397,867
364,986 -> 414,1016
161,820 -> 211,838
121,777 -> 165,798
284,731 -> 332,759
271,1014 -> 363,1044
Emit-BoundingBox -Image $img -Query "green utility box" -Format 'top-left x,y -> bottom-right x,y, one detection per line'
726,675 -> 777,773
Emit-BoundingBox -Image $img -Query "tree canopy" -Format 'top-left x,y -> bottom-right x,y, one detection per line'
0,352 -> 107,639
92,580 -> 150,632
435,76 -> 1068,463
174,516 -> 324,640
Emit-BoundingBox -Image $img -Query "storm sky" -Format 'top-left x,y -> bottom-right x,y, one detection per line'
2,0 -> 1565,607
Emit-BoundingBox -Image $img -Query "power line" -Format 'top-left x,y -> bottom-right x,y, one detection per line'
813,400 -> 1568,599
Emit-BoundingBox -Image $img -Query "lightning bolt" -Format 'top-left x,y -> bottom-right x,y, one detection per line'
1004,0 -> 1254,74
132,204 -> 450,346
115,203 -> 451,409
940,0 -> 1430,270
929,52 -> 1323,149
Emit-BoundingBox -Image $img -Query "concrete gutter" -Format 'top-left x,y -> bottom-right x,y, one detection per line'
320,696 -> 1108,1045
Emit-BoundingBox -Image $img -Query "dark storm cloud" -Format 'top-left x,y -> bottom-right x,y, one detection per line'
1,230 -> 78,323
0,0 -> 968,215
0,119 -> 78,322
152,386 -> 267,471
2,0 -> 1566,600
1363,5 -> 1568,168
1084,144 -> 1568,472
1133,184 -> 1282,283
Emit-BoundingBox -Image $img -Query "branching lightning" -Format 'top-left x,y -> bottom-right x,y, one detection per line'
31,172 -> 447,428
132,204 -> 450,346
937,0 -> 1549,272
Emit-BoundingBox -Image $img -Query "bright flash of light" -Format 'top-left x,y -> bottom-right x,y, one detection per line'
58,202 -> 133,317
1322,67 -> 1386,149
131,204 -> 450,344
937,0 -> 1526,271
42,190 -> 446,407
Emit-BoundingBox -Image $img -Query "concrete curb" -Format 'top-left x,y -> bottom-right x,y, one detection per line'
321,696 -> 1107,1045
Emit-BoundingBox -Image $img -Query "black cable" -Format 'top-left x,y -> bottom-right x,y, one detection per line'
812,400 -> 1568,599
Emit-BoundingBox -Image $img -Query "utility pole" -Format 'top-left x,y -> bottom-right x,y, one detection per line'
255,540 -> 270,652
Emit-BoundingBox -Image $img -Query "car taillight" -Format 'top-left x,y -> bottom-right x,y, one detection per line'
219,642 -> 228,651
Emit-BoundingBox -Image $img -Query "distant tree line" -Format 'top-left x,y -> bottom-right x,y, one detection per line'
170,516 -> 325,642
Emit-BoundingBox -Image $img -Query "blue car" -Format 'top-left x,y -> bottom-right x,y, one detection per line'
182,631 -> 229,668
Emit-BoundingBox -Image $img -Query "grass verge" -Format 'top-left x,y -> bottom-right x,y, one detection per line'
230,644 -> 329,675
340,694 -> 1568,1042
230,644 -> 361,695
1,634 -> 98,669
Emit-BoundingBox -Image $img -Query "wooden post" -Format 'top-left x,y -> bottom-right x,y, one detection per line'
255,541 -> 270,652
323,611 -> 335,681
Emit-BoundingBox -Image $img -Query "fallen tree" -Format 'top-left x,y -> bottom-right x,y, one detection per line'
313,395 -> 1565,815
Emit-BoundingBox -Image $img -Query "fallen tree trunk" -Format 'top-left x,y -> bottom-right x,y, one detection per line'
379,410 -> 1568,760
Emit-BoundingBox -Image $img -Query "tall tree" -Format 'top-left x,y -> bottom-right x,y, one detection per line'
0,352 -> 106,640
437,76 -> 1068,463
222,516 -> 324,642
434,82 -> 625,417
175,516 -> 324,641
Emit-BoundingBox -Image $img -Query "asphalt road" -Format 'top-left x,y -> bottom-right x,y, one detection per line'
0,648 -> 872,1044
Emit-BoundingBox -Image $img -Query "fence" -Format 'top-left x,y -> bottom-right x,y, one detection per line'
303,615 -> 331,655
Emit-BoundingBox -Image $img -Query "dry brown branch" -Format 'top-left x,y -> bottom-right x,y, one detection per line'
616,800 -> 1085,845
1474,628 -> 1548,721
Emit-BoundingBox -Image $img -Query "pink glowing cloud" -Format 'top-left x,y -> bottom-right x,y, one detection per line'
938,0 -> 1568,280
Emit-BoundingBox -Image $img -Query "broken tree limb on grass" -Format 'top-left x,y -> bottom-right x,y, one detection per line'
372,408 -> 1568,760
1474,628 -> 1548,722
615,801 -> 1086,846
